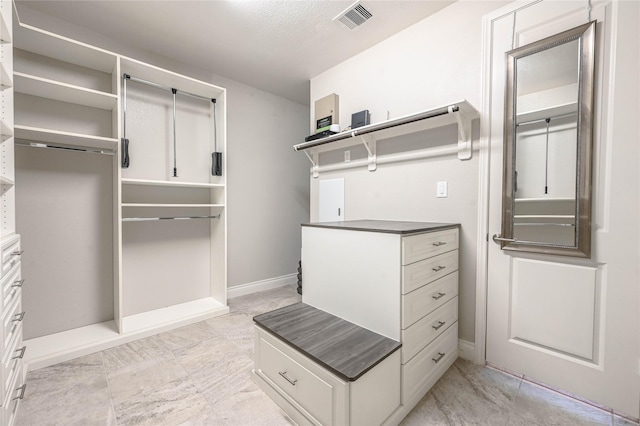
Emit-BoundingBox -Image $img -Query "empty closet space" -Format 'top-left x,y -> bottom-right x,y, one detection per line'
119,58 -> 227,333
15,146 -> 114,339
12,23 -> 119,358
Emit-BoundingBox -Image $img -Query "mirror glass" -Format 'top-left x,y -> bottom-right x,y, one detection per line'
501,21 -> 596,257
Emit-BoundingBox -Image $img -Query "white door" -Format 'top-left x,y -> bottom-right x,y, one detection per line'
318,178 -> 344,222
485,0 -> 639,419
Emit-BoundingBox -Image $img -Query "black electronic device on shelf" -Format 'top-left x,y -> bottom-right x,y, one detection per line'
304,130 -> 337,142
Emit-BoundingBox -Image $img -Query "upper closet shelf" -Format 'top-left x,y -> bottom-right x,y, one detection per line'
121,178 -> 225,189
14,125 -> 118,152
14,23 -> 116,73
1,62 -> 12,89
14,72 -> 118,110
121,57 -> 224,100
294,100 -> 479,177
516,101 -> 578,126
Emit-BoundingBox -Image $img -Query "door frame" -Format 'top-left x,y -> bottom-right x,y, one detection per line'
474,0 -> 543,366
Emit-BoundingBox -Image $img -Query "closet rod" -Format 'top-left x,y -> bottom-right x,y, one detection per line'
516,111 -> 577,127
514,222 -> 575,227
123,74 -> 215,103
15,140 -> 115,156
122,215 -> 221,222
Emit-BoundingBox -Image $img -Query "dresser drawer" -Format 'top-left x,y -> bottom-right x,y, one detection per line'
402,322 -> 458,403
402,250 -> 458,294
402,228 -> 458,266
402,297 -> 458,364
0,237 -> 21,277
1,334 -> 24,405
1,263 -> 21,315
402,272 -> 458,329
255,327 -> 343,426
1,297 -> 23,355
1,360 -> 25,426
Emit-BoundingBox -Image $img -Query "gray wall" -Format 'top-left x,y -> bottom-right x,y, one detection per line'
16,4 -> 311,289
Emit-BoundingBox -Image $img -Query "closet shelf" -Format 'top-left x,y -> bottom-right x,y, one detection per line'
121,297 -> 228,335
295,100 -> 478,177
122,203 -> 224,208
1,62 -> 12,89
121,178 -> 225,189
13,72 -> 118,110
121,57 -> 224,100
14,125 -> 118,151
516,102 -> 578,125
0,175 -> 14,186
0,12 -> 11,44
14,23 -> 116,73
1,117 -> 12,139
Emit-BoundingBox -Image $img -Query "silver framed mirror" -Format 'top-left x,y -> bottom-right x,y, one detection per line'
498,21 -> 596,258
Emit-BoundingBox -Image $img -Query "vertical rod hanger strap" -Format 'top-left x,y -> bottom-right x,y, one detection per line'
123,74 -> 128,139
544,118 -> 550,194
172,88 -> 178,177
121,73 -> 130,168
213,99 -> 217,152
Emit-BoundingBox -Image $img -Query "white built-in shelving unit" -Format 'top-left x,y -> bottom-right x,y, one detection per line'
1,1 -> 27,424
12,18 -> 228,371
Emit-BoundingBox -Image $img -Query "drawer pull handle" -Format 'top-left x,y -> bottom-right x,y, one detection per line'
12,312 -> 25,322
432,292 -> 446,300
13,346 -> 26,360
432,242 -> 446,247
13,384 -> 26,401
11,279 -> 25,288
432,352 -> 446,363
432,265 -> 446,272
432,321 -> 446,331
278,371 -> 297,386
10,250 -> 24,257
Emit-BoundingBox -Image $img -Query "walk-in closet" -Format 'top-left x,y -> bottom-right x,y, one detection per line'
11,22 -> 228,370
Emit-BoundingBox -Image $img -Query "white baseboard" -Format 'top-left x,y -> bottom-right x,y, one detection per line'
458,338 -> 476,362
228,273 -> 297,299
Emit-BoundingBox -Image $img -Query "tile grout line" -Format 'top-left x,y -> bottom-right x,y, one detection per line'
99,350 -> 120,426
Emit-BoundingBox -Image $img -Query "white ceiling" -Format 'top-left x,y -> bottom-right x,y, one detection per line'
14,1 -> 455,105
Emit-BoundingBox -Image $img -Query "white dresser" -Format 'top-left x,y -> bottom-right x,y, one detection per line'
301,220 -> 460,423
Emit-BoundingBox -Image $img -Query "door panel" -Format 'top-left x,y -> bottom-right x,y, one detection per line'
485,0 -> 639,419
510,258 -> 598,361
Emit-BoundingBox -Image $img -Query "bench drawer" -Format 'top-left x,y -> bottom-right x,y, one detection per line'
255,327 -> 343,426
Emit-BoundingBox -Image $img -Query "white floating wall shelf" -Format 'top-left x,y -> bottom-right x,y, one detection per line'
294,100 -> 479,177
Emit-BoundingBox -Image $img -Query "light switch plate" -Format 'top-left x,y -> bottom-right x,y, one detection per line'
437,181 -> 448,198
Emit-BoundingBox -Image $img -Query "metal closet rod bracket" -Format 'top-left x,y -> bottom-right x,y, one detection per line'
449,105 -> 472,160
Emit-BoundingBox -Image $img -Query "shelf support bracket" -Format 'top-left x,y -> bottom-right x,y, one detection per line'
450,106 -> 472,160
304,151 -> 320,178
358,134 -> 377,172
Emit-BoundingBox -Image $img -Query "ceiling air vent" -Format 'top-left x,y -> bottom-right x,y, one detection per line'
334,2 -> 373,30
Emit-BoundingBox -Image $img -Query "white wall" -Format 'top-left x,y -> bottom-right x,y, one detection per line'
310,1 -> 508,343
15,5 -> 310,290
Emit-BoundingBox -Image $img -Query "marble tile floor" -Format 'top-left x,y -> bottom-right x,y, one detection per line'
15,285 -> 638,426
